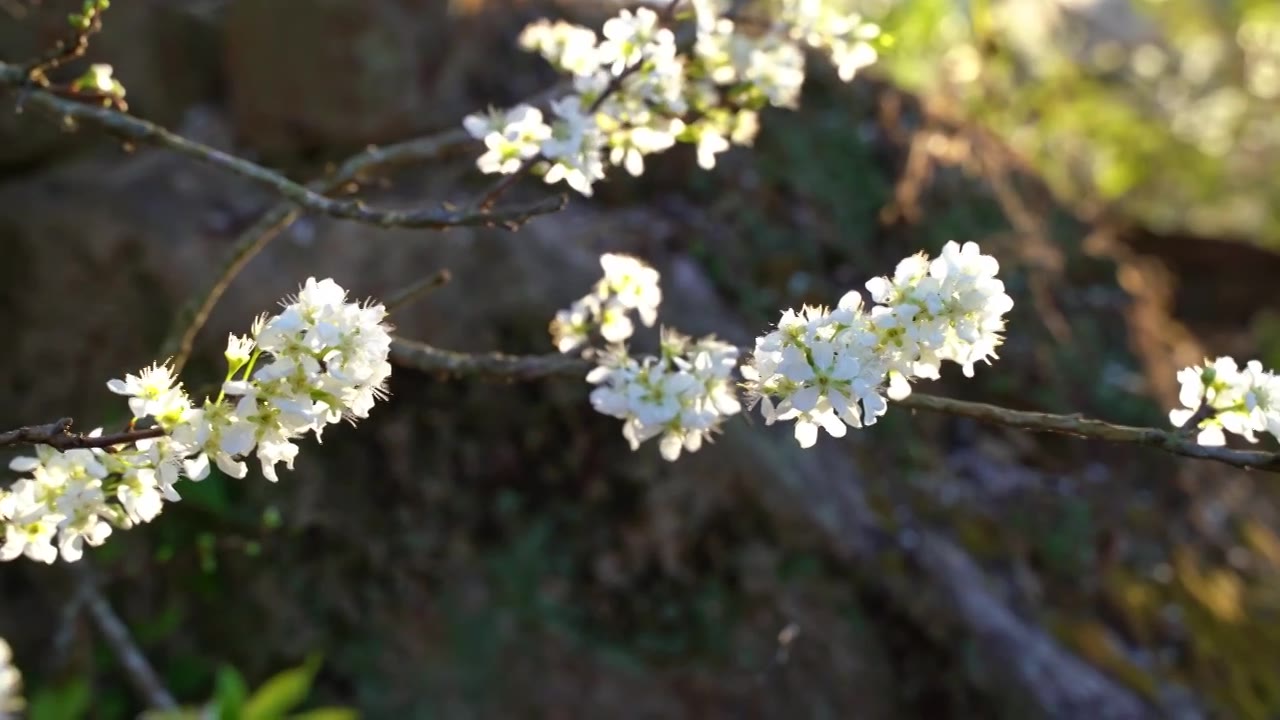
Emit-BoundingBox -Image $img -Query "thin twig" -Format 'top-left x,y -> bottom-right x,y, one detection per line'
74,566 -> 178,710
0,417 -> 164,451
390,337 -> 590,381
384,269 -> 453,315
388,337 -> 1280,473
474,165 -> 535,211
159,81 -> 577,376
1174,398 -> 1214,440
156,129 -> 550,374
897,393 -> 1280,472
48,590 -> 88,674
0,61 -> 564,230
23,0 -> 108,82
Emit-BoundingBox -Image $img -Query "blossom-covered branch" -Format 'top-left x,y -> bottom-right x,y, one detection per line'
462,0 -> 882,197
0,279 -> 394,564
390,244 -> 1280,474
390,336 -> 1280,473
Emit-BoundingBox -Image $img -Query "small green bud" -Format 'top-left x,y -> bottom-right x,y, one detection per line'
1202,366 -> 1218,385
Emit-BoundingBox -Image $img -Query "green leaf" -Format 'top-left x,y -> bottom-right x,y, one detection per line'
27,678 -> 92,720
241,655 -> 323,720
214,665 -> 250,720
289,708 -> 359,720
138,709 -> 208,720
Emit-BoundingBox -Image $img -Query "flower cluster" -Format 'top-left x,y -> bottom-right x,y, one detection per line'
771,0 -> 882,82
0,278 -> 393,564
1170,357 -> 1280,446
550,253 -> 663,352
552,254 -> 741,459
0,638 -> 21,719
463,0 -> 882,195
588,330 -> 742,461
742,241 -> 1014,448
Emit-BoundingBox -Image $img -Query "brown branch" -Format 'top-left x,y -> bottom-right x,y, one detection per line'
384,269 -> 453,315
0,61 -> 564,232
157,128 -> 564,375
157,77 -> 580,377
387,338 -> 1280,473
35,82 -> 124,109
0,417 -> 164,451
23,0 -> 108,82
897,393 -> 1280,472
475,164 -> 536,211
74,566 -> 178,710
390,337 -> 590,381
1173,397 -> 1215,440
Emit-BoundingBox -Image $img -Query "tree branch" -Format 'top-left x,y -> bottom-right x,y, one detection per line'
390,337 -> 591,381
155,126 -> 567,374
153,78 -> 581,376
388,337 -> 1280,473
0,417 -> 163,451
897,393 -> 1280,472
0,61 -> 564,231
23,0 -> 108,83
74,566 -> 178,710
384,269 -> 453,315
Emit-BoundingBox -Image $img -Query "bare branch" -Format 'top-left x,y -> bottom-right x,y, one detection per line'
157,128 -> 564,375
1173,397 -> 1215,440
157,80 -> 575,375
384,269 -> 453,315
897,393 -> 1280,472
149,79 -> 576,378
390,337 -> 590,381
0,61 -> 564,231
0,417 -> 163,451
388,337 -> 1280,473
74,566 -> 178,710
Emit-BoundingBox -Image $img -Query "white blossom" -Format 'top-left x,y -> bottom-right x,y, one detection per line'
106,362 -> 188,422
598,8 -> 673,76
463,105 -> 552,176
863,241 -> 1014,383
0,638 -> 23,718
549,253 -> 664,351
744,242 -> 1013,447
587,330 -> 741,461
519,19 -> 601,77
550,296 -> 600,353
225,333 -> 256,371
1170,356 -> 1280,446
464,3 -> 882,195
0,278 -> 394,564
541,96 -> 608,196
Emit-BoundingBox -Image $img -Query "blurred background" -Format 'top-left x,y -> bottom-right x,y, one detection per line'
2,0 -> 1280,717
